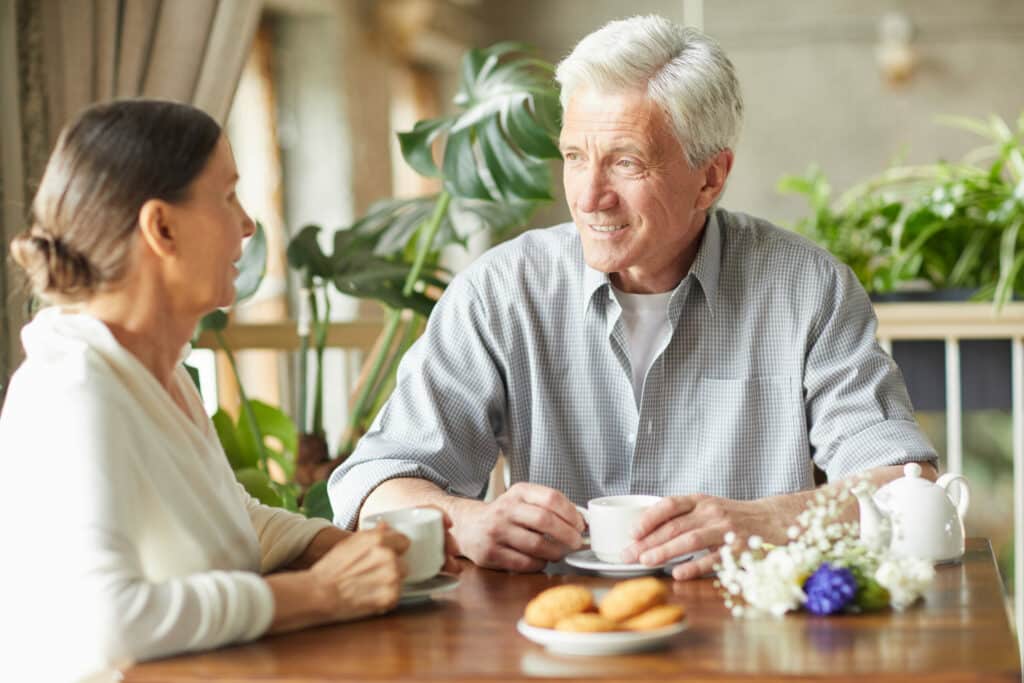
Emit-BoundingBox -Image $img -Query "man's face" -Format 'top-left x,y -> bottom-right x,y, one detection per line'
560,87 -> 725,294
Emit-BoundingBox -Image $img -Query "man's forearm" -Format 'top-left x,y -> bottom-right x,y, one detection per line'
760,462 -> 938,539
359,478 -> 483,530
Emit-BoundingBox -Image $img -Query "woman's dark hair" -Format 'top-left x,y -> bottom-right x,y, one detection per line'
9,98 -> 221,303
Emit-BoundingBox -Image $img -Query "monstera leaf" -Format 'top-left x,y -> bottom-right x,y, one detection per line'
330,229 -> 443,317
286,224 -> 337,279
398,42 -> 561,202
347,194 -> 538,257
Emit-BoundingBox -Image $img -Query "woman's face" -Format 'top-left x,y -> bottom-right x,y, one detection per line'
168,135 -> 255,314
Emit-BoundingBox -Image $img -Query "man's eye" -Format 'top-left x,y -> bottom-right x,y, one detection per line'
617,159 -> 636,168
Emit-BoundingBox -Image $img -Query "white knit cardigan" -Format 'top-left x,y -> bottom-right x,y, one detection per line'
0,308 -> 333,681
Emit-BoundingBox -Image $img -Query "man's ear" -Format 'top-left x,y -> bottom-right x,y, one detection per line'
138,199 -> 177,258
696,149 -> 735,210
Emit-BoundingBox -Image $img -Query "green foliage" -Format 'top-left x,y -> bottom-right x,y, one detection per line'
203,42 -> 561,508
285,42 -> 562,456
302,481 -> 333,521
397,42 -> 561,202
780,113 -> 1024,308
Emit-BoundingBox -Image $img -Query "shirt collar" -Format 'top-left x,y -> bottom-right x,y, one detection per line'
581,208 -> 723,317
687,208 -> 722,314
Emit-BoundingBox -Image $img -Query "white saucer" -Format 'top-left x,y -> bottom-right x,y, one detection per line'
517,618 -> 688,656
398,574 -> 460,606
564,549 -> 702,577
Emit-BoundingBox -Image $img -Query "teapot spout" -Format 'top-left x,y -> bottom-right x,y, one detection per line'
853,484 -> 891,554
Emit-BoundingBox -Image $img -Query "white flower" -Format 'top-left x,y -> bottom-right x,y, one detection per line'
715,478 -> 934,619
875,557 -> 935,610
734,547 -> 806,617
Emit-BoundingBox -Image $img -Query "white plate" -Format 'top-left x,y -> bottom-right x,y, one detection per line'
564,549 -> 704,578
398,574 -> 460,606
516,618 -> 688,656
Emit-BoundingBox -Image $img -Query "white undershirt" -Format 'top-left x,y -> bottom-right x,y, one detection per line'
611,286 -> 674,405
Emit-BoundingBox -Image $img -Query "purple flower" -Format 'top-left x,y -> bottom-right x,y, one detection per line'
803,563 -> 857,615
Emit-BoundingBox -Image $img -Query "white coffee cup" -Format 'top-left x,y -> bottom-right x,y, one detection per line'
362,507 -> 444,584
587,495 -> 662,564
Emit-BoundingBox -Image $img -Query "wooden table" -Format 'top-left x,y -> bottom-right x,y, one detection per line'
126,539 -> 1021,682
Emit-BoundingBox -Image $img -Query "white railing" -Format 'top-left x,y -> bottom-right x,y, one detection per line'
876,302 -> 1024,654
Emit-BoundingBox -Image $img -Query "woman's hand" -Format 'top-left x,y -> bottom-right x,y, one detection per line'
266,524 -> 409,634
310,524 -> 411,622
426,505 -> 463,575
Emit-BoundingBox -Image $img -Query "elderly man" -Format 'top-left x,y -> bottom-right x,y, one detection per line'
329,15 -> 937,580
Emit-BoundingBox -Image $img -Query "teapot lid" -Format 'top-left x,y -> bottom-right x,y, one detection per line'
876,461 -> 945,504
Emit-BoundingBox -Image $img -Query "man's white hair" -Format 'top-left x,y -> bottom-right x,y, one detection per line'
555,15 -> 743,169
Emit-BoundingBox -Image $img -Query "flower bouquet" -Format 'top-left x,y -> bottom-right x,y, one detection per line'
716,483 -> 935,617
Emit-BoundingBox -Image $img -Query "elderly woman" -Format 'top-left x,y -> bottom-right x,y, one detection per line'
0,99 -> 455,682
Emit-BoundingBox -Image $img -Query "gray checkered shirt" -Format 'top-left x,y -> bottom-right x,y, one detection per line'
329,208 -> 937,529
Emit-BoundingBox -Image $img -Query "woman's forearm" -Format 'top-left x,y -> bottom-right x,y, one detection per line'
264,570 -> 337,634
286,525 -> 351,570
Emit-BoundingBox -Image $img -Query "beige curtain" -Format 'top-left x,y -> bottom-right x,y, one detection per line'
41,0 -> 261,143
0,0 -> 261,396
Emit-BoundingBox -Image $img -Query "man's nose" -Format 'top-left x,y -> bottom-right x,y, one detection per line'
576,170 -> 618,214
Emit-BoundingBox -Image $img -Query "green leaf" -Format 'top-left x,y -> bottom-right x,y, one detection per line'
213,408 -> 250,470
234,467 -> 283,507
237,400 -> 298,475
196,309 -> 229,334
478,117 -> 552,200
287,224 -> 334,278
995,219 -> 1024,308
234,221 -> 268,302
935,114 -> 997,142
442,127 -> 492,200
252,400 -> 298,454
184,362 -> 202,391
302,480 -> 333,520
503,99 -> 561,159
273,481 -> 300,512
398,118 -> 451,178
949,230 -> 988,286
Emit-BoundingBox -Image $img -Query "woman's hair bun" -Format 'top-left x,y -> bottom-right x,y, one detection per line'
10,227 -> 97,303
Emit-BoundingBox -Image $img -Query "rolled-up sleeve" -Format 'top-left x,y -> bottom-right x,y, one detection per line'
329,275 -> 508,529
239,484 -> 334,572
803,260 -> 938,480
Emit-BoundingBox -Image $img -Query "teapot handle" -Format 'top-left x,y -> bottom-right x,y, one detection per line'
936,473 -> 970,520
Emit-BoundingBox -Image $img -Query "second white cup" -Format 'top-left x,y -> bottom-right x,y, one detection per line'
362,507 -> 444,584
587,494 -> 662,564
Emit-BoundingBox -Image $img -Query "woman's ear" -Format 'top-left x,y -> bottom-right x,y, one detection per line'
138,199 -> 176,258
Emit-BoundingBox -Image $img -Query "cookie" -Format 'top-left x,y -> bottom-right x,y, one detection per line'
620,603 -> 686,631
554,613 -> 619,633
597,577 -> 668,622
524,584 -> 594,628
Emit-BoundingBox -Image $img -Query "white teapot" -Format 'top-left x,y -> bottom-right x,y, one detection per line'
852,462 -> 970,563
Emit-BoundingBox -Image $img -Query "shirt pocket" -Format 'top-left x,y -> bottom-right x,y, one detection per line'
695,376 -> 809,499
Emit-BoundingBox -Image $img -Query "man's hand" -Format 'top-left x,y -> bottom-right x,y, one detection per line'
451,483 -> 586,572
620,495 -> 785,581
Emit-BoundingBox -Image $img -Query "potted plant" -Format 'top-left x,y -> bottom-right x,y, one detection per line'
287,41 -> 562,480
193,223 -> 332,519
779,113 -> 1024,309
